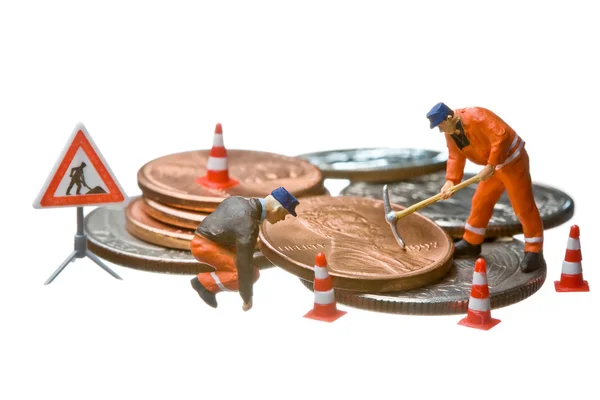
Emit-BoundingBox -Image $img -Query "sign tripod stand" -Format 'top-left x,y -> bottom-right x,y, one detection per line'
45,206 -> 122,285
33,122 -> 128,285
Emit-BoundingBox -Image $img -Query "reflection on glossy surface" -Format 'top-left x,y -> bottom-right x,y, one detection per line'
298,148 -> 447,181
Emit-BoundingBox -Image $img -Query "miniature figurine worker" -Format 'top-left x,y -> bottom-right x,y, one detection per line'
426,102 -> 545,272
189,187 -> 299,311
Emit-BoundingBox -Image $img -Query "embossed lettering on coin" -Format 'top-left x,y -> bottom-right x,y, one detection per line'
259,196 -> 453,293
300,238 -> 546,315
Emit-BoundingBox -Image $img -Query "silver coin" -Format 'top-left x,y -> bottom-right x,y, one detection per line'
341,171 -> 574,238
297,148 -> 447,182
85,200 -> 274,275
300,238 -> 546,315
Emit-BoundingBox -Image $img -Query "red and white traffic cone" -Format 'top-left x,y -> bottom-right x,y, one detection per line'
304,252 -> 347,322
458,258 -> 501,330
196,123 -> 239,189
555,225 -> 589,292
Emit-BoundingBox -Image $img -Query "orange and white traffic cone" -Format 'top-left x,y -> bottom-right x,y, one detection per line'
196,123 -> 239,189
458,258 -> 501,330
304,252 -> 347,322
555,225 -> 589,292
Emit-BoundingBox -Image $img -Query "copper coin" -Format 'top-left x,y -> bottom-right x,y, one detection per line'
126,197 -> 195,250
138,150 -> 324,211
298,148 -> 447,182
300,238 -> 546,315
85,201 -> 273,275
161,185 -> 331,214
127,196 -> 266,252
259,196 -> 454,293
143,198 -> 207,230
341,171 -> 575,238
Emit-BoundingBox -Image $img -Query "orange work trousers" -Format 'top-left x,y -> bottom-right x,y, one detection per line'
462,149 -> 544,253
190,234 -> 260,294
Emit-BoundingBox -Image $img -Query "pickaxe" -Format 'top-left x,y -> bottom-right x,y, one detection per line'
383,174 -> 481,248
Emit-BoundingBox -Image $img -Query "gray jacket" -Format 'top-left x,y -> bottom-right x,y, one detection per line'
195,196 -> 262,303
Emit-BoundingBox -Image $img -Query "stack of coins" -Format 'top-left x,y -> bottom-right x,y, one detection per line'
257,147 -> 575,315
85,124 -> 328,274
127,148 -> 328,251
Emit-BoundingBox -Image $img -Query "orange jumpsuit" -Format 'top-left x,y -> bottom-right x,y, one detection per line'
190,234 -> 259,294
445,107 -> 543,253
190,196 -> 262,303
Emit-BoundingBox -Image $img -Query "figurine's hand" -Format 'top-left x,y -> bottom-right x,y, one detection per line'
242,297 -> 253,312
440,181 -> 455,200
478,164 -> 495,181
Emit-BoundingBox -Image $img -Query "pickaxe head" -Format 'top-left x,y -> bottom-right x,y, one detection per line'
383,184 -> 405,248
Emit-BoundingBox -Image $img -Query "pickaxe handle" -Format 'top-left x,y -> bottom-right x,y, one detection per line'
391,174 -> 480,220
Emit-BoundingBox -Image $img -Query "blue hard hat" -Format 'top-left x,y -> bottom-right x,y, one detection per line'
271,187 -> 299,217
426,102 -> 452,129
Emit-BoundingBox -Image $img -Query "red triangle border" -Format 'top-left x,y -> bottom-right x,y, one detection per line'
39,130 -> 125,207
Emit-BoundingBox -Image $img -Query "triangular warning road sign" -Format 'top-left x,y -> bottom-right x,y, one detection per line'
33,123 -> 128,209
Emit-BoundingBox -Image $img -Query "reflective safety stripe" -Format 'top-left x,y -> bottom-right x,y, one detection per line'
314,289 -> 335,305
468,296 -> 490,312
207,157 -> 228,170
508,135 -> 519,152
561,261 -> 582,275
210,272 -> 231,291
465,223 -> 486,236
213,135 -> 224,147
567,237 -> 580,250
472,272 -> 487,285
496,140 -> 524,170
314,266 -> 329,280
524,236 -> 544,243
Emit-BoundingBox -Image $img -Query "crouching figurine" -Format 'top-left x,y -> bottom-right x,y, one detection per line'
189,187 -> 299,311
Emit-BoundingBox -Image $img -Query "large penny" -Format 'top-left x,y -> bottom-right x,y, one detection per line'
85,200 -> 273,274
259,196 -> 454,293
300,238 -> 546,315
341,171 -> 575,238
297,148 -> 447,182
138,150 -> 325,211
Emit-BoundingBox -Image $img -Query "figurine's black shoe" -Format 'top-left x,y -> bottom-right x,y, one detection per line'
190,277 -> 217,308
519,251 -> 546,273
453,239 -> 482,257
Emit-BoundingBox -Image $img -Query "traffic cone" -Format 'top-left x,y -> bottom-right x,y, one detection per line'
304,252 -> 347,322
196,123 -> 239,189
555,225 -> 589,292
458,258 -> 501,330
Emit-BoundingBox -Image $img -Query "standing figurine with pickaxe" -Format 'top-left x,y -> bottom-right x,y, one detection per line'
384,103 -> 545,273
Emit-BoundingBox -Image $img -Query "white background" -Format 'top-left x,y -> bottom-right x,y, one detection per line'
2,1 -> 598,399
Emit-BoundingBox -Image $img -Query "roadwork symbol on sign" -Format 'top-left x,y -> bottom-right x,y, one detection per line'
33,123 -> 127,209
